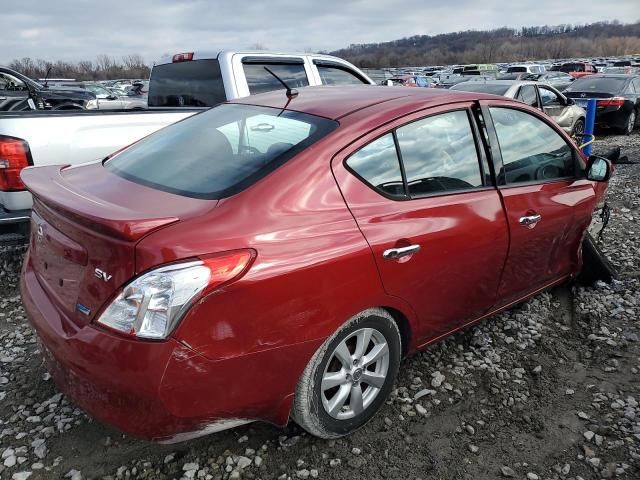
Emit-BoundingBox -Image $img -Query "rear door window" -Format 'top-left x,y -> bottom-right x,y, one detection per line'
106,104 -> 337,199
148,59 -> 226,107
396,110 -> 484,196
243,62 -> 309,95
317,65 -> 367,85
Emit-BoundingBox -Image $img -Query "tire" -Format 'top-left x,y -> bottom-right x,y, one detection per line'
572,118 -> 585,141
621,110 -> 636,135
292,308 -> 401,438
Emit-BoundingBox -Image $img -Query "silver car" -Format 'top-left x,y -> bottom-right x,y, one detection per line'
450,80 -> 586,137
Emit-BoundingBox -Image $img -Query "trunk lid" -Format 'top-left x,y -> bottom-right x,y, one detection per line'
565,91 -> 614,99
22,162 -> 215,327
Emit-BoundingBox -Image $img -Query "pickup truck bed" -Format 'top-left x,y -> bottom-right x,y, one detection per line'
0,109 -> 199,243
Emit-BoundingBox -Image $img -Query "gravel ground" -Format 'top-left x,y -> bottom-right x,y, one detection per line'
0,131 -> 638,480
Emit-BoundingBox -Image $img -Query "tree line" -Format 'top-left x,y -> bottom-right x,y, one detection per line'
5,20 -> 640,79
330,21 -> 640,67
7,54 -> 150,81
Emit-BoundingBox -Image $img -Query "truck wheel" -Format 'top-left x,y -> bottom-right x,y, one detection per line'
292,308 -> 401,438
577,232 -> 617,285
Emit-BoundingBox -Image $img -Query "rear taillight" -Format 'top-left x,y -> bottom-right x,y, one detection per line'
172,52 -> 194,63
0,136 -> 32,191
597,97 -> 625,108
96,250 -> 256,339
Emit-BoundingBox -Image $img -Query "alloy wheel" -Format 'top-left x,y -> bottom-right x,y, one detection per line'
320,327 -> 389,420
627,111 -> 636,134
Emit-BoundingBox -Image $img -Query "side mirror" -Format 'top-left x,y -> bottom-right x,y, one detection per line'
586,155 -> 612,182
107,94 -> 118,100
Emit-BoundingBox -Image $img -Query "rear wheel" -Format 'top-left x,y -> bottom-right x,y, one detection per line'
622,110 -> 636,135
292,308 -> 401,438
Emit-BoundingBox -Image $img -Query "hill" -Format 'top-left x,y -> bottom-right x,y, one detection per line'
330,21 -> 640,67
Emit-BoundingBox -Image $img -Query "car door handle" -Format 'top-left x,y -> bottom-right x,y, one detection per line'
383,244 -> 421,260
519,214 -> 542,226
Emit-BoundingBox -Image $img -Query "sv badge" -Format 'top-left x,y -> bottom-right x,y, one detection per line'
94,268 -> 113,282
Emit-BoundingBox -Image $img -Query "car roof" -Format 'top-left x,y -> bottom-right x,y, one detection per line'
231,85 -> 502,120
154,50 -> 356,66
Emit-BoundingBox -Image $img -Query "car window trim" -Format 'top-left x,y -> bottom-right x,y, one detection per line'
496,176 -> 576,190
312,60 -> 369,84
469,105 -> 496,186
241,56 -> 305,65
480,102 -> 582,188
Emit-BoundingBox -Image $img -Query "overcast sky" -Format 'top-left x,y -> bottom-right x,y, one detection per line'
2,0 -> 639,64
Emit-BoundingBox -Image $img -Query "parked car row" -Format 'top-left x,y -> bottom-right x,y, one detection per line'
0,67 -> 96,111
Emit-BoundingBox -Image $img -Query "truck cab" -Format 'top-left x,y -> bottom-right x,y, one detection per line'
148,50 -> 374,108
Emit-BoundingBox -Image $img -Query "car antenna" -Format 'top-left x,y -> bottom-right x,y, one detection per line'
43,65 -> 52,88
263,66 -> 298,99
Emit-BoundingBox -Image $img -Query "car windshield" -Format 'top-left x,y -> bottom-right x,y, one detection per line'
106,104 -> 338,199
565,77 -> 628,93
451,83 -> 511,95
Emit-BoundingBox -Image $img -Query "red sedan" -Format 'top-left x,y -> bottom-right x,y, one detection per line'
20,86 -> 611,442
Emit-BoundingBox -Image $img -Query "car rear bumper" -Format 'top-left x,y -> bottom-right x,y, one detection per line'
594,108 -> 627,129
0,206 -> 31,244
20,252 -> 308,442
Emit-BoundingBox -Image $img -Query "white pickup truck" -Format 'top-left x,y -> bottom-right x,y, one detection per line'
0,50 -> 373,243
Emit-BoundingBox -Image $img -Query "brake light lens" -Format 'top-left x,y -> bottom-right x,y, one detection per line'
0,136 -> 31,191
96,250 -> 255,339
596,97 -> 625,108
172,52 -> 194,63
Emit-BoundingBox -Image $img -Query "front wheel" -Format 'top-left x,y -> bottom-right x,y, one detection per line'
572,118 -> 585,142
292,308 -> 401,438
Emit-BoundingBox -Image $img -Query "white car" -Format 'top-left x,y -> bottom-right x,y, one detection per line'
506,64 -> 546,74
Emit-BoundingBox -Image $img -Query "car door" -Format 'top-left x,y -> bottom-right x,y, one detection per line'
481,102 -> 596,304
331,104 -> 509,343
0,72 -> 34,111
538,84 -> 575,130
515,84 -> 540,109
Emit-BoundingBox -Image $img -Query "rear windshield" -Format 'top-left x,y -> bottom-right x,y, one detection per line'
451,83 -> 511,95
560,63 -> 584,72
565,77 -> 628,93
105,104 -> 337,199
507,67 -> 527,73
148,59 -> 226,107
